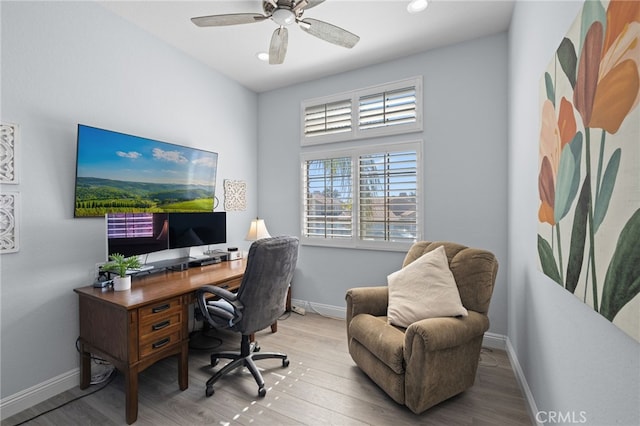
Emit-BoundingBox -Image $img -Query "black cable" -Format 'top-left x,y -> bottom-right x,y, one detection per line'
11,369 -> 117,426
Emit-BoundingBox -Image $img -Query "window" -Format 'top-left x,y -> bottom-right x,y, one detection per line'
303,99 -> 352,139
301,77 -> 423,251
302,157 -> 353,240
301,77 -> 422,145
358,150 -> 418,244
301,142 -> 421,251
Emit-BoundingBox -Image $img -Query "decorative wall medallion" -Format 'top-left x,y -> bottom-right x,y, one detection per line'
1,123 -> 19,184
0,192 -> 20,253
224,180 -> 247,211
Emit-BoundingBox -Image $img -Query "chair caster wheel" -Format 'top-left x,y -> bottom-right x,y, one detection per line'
210,357 -> 219,367
206,386 -> 214,397
258,387 -> 266,397
282,359 -> 290,367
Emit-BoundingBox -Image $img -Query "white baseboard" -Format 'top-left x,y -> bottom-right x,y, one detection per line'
483,331 -> 507,349
505,338 -> 542,426
0,368 -> 79,420
291,298 -> 346,319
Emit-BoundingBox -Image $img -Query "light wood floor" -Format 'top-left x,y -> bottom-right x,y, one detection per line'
3,312 -> 532,425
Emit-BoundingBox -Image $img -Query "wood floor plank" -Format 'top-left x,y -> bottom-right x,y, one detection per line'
2,313 -> 531,426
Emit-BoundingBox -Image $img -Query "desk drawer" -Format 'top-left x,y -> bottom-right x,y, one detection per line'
139,297 -> 182,322
138,297 -> 184,357
139,330 -> 181,358
222,277 -> 242,292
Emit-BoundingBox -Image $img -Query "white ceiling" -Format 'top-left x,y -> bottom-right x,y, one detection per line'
100,0 -> 514,93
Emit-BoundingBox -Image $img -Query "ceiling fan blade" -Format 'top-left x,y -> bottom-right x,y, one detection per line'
304,0 -> 326,9
191,13 -> 267,27
269,27 -> 289,65
299,18 -> 359,48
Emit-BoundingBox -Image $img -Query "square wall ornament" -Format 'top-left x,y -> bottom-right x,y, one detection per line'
224,180 -> 247,211
1,123 -> 19,184
0,192 -> 20,253
536,0 -> 640,342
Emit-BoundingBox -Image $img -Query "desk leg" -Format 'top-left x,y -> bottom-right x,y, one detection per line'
125,367 -> 139,425
79,341 -> 91,390
178,341 -> 189,390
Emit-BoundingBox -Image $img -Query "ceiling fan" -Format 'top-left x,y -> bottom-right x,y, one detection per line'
191,0 -> 360,65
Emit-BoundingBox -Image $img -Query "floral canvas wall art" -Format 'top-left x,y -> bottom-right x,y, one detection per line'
537,0 -> 639,342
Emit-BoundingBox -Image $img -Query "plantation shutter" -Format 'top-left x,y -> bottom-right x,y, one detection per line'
303,99 -> 352,138
358,150 -> 418,243
303,157 -> 353,239
358,85 -> 417,131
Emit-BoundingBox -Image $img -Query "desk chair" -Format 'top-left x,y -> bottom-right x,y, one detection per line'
195,236 -> 299,398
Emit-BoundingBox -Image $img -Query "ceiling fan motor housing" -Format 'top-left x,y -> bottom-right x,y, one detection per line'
263,0 -> 306,22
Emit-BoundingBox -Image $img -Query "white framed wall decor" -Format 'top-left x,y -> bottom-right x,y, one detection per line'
224,179 -> 247,211
0,191 -> 20,253
1,122 -> 20,184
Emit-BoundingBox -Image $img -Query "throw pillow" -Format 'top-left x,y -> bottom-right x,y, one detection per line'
387,245 -> 468,327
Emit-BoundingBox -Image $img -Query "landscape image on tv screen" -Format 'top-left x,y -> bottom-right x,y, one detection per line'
74,124 -> 218,217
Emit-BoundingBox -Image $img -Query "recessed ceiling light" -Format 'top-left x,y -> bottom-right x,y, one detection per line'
256,52 -> 269,62
407,0 -> 428,14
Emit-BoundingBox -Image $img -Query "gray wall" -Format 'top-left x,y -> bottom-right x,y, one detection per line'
508,2 -> 639,425
0,1 -> 258,401
257,33 -> 509,334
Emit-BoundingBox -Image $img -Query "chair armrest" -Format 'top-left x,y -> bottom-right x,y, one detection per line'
404,311 -> 489,356
195,285 -> 239,326
198,284 -> 237,302
345,286 -> 389,326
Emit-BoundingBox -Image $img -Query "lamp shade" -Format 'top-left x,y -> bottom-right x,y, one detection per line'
245,218 -> 271,241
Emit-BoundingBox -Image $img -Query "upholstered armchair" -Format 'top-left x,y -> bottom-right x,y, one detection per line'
345,241 -> 498,414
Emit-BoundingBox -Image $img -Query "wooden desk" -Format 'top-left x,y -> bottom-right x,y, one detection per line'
74,259 -> 247,424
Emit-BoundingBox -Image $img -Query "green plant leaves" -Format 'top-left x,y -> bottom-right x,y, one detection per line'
545,72 -> 555,106
538,235 -> 562,285
557,37 -> 577,88
565,176 -> 590,293
554,132 -> 583,223
594,148 -> 621,233
600,209 -> 640,321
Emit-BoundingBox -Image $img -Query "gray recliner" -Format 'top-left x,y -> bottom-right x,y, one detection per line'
195,236 -> 299,398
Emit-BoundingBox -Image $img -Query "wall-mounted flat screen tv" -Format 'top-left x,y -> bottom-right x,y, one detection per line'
106,213 -> 169,259
74,124 -> 218,217
168,212 -> 226,249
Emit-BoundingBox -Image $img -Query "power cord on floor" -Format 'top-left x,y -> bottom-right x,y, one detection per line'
11,368 -> 117,426
479,347 -> 499,367
300,301 -> 343,320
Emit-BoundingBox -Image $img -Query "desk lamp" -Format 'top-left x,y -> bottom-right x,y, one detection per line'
245,218 -> 271,241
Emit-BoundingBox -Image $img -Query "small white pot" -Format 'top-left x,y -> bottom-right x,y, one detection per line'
113,275 -> 131,291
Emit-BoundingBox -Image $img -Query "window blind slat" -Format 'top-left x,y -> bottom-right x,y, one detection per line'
304,99 -> 352,138
358,86 -> 417,132
358,150 -> 418,242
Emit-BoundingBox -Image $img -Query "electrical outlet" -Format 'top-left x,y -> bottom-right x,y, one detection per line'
291,305 -> 306,315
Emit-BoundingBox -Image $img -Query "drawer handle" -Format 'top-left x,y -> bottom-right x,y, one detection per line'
152,320 -> 171,331
152,304 -> 170,313
152,337 -> 170,349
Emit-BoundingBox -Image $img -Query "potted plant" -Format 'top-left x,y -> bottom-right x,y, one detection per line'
101,253 -> 141,291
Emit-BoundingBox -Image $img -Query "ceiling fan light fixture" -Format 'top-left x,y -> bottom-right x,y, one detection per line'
272,8 -> 296,26
407,0 -> 428,14
256,52 -> 270,62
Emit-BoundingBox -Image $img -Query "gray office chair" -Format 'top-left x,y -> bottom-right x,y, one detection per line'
195,236 -> 299,398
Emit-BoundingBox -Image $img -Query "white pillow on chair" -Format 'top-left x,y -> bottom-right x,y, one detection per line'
387,245 -> 468,328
